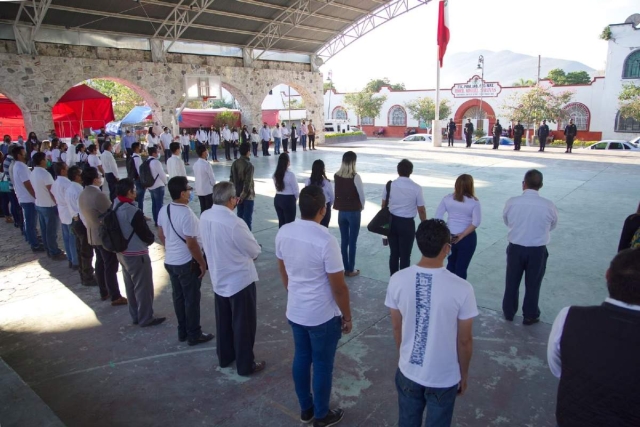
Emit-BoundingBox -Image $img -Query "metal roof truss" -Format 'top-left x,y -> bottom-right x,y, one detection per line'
13,0 -> 53,54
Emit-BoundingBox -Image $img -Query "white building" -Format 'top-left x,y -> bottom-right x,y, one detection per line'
324,16 -> 640,142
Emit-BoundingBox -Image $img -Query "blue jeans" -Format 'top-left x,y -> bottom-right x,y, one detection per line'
274,137 -> 281,154
289,316 -> 342,419
21,202 -> 39,248
150,186 -> 165,226
395,369 -> 458,427
165,261 -> 203,341
135,179 -> 146,212
446,231 -> 477,280
61,223 -> 78,266
338,210 -> 361,272
36,205 -> 62,256
237,199 -> 254,231
301,135 -> 307,149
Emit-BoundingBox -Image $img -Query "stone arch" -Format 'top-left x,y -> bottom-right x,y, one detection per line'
454,99 -> 497,139
219,81 -> 254,128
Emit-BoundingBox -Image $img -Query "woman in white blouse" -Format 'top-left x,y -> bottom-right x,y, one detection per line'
145,126 -> 159,156
305,159 -> 334,227
435,174 -> 482,279
273,153 -> 299,228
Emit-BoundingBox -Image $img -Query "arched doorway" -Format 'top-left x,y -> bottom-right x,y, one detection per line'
454,99 -> 497,139
0,93 -> 26,140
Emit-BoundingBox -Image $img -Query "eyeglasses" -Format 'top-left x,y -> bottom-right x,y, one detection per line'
184,186 -> 193,192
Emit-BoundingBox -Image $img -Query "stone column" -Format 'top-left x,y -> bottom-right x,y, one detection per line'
22,109 -> 54,141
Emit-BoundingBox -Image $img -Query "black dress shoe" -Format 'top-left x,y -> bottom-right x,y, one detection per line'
504,315 -> 514,322
141,317 -> 166,327
523,317 -> 540,326
188,332 -> 214,346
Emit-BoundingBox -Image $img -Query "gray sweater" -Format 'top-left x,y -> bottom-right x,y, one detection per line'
113,199 -> 155,255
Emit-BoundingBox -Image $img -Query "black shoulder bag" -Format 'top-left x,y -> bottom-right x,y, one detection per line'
167,204 -> 207,274
367,180 -> 392,236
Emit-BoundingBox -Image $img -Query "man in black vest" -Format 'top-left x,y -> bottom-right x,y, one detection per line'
563,119 -> 577,154
464,118 -> 474,148
492,120 -> 502,149
537,120 -> 549,152
446,119 -> 456,147
548,248 -> 640,427
513,120 -> 525,151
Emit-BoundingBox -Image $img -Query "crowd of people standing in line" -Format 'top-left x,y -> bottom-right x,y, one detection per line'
1,125 -> 639,427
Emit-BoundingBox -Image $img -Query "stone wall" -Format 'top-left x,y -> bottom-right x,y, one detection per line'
0,41 -> 324,140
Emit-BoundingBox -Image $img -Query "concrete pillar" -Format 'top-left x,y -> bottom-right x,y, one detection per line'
22,109 -> 54,141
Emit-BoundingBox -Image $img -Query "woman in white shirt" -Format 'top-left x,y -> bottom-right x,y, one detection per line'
305,159 -> 334,228
273,153 -> 299,228
179,129 -> 191,165
145,127 -> 159,156
50,139 -> 61,163
76,144 -> 88,166
231,127 -> 239,160
435,174 -> 482,279
250,127 -> 260,158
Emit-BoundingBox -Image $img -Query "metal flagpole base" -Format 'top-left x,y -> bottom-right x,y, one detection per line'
432,120 -> 442,147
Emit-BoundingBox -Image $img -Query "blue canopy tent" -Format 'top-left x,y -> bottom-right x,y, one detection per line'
105,106 -> 152,136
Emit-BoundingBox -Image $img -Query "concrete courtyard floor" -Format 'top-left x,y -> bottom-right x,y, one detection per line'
1,138 -> 638,426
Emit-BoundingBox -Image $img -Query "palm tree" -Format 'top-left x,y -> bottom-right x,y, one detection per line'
513,78 -> 536,87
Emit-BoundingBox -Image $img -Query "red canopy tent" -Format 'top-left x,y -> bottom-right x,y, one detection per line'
0,84 -> 115,139
178,108 -> 241,128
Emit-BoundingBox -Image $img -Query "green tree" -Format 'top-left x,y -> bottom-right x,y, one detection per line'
209,97 -> 234,109
283,98 -> 305,109
501,86 -> 573,142
619,83 -> 640,121
513,78 -> 536,87
364,77 -> 405,92
84,79 -> 144,120
546,68 -> 567,85
344,91 -> 387,125
323,81 -> 336,92
214,110 -> 238,128
600,26 -> 612,41
404,97 -> 452,123
545,69 -> 591,85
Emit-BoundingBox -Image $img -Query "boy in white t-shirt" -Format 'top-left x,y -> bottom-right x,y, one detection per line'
385,219 -> 478,427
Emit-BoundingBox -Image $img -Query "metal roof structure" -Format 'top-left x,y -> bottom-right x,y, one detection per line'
0,0 -> 430,64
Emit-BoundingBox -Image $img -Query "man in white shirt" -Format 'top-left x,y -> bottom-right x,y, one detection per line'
66,137 -> 78,167
221,125 -> 232,161
167,142 -> 186,178
146,147 -> 168,227
281,122 -> 290,153
275,185 -> 352,426
101,141 -> 119,201
157,176 -> 213,346
31,152 -> 66,260
502,169 -> 558,325
12,145 -> 44,252
129,142 -> 146,212
208,127 -> 220,162
382,159 -> 427,276
547,249 -> 640,427
272,123 -> 282,155
160,127 -> 173,165
193,145 -> 216,213
201,181 -> 265,376
51,162 -> 78,269
179,129 -> 191,165
66,165 -> 97,286
385,219 -> 477,427
195,125 -> 208,149
82,134 -> 92,148
259,123 -> 271,156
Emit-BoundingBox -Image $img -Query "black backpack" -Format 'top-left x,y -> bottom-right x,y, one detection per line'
99,202 -> 134,253
139,157 -> 158,188
126,155 -> 139,180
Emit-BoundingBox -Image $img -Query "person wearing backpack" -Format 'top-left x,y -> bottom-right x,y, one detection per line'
142,147 -> 167,227
127,142 -> 146,212
113,178 -> 165,327
78,166 -> 127,306
617,202 -> 640,252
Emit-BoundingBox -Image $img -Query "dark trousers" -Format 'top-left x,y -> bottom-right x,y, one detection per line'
539,136 -> 547,151
261,140 -> 269,156
233,142 -> 239,159
493,135 -> 500,149
389,215 -> 416,276
150,186 -> 165,226
164,148 -> 171,164
71,219 -> 96,285
446,231 -> 477,280
320,202 -> 331,228
182,146 -> 190,163
514,136 -> 522,150
1,190 -> 22,227
237,199 -> 254,231
215,283 -> 257,375
126,148 -> 133,158
283,138 -> 289,152
502,243 -> 548,320
117,253 -> 154,325
465,134 -> 472,147
448,133 -> 454,146
251,141 -> 258,157
165,261 -> 202,341
291,137 -> 297,151
274,194 -> 296,228
308,134 -> 315,149
135,179 -> 146,212
94,245 -> 122,300
224,141 -> 231,160
566,137 -> 574,152
199,194 -> 213,213
105,172 -> 117,202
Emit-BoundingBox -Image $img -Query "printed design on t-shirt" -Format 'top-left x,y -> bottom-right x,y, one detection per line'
409,272 -> 433,366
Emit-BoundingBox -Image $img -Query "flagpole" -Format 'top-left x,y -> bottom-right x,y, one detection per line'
434,52 -> 441,148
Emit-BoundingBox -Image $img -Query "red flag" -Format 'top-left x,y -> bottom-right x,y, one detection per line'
437,0 -> 450,67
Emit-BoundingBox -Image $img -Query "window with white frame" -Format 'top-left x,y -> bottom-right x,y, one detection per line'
389,106 -> 407,126
560,103 -> 590,131
361,116 -> 374,125
333,107 -> 347,120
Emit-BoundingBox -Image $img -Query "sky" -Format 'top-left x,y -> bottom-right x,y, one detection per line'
319,0 -> 639,92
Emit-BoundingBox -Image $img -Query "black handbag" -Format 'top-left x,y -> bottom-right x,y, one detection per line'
167,204 -> 207,274
367,180 -> 392,236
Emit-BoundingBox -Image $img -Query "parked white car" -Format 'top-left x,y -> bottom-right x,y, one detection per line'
399,134 -> 432,143
585,140 -> 640,151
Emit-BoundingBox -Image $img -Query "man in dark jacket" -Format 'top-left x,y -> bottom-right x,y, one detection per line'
513,120 -> 525,151
492,120 -> 503,149
563,119 -> 577,154
537,120 -> 550,152
464,118 -> 474,148
548,248 -> 640,427
230,142 -> 256,230
447,119 -> 457,146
